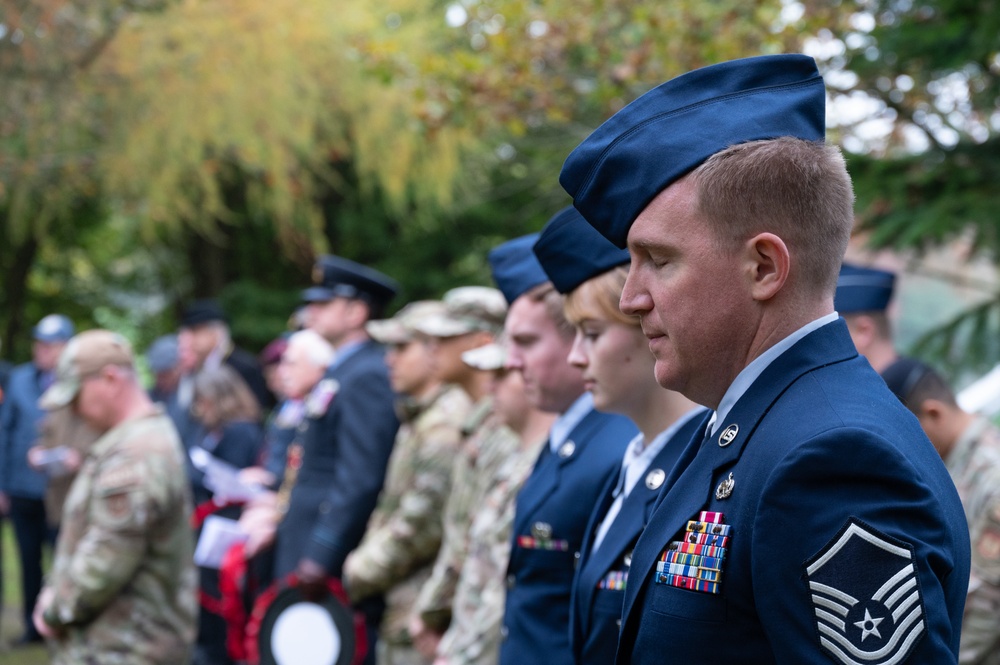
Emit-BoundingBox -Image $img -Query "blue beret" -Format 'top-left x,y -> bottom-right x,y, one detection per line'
560,54 -> 827,248
835,263 -> 896,314
303,255 -> 399,309
488,233 -> 548,304
532,206 -> 630,295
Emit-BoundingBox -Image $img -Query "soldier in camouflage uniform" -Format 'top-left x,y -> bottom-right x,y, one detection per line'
343,301 -> 473,665
433,342 -> 556,665
883,358 -> 1000,664
407,287 -> 510,648
33,330 -> 198,665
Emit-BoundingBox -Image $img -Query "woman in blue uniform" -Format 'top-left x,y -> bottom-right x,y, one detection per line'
533,208 -> 708,665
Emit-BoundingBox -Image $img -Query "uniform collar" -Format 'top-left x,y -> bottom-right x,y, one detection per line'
550,391 -> 594,453
708,312 -> 839,436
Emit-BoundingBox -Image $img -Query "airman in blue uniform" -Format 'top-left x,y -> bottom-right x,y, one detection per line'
560,54 -> 970,663
489,231 -> 635,665
533,208 -> 708,665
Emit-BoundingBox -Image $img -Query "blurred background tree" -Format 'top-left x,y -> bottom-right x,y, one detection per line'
1,0 -> 997,371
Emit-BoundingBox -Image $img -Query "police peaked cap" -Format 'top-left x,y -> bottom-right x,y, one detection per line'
532,206 -> 630,295
488,233 -> 549,305
560,54 -> 827,248
835,262 -> 896,314
303,254 -> 399,309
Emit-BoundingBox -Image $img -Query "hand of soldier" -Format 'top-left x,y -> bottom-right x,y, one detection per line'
0,491 -> 9,515
32,587 -> 61,640
295,558 -> 329,602
409,616 -> 442,659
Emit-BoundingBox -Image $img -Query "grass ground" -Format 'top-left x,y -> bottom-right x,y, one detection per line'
0,521 -> 50,665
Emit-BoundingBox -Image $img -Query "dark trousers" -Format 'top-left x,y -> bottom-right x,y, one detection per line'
9,496 -> 55,639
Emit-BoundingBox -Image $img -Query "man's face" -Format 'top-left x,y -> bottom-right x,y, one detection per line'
491,369 -> 530,431
33,340 -> 65,372
428,332 -> 487,385
279,344 -> 326,401
504,295 -> 584,413
620,176 -> 753,407
72,368 -> 115,432
307,298 -> 354,347
385,338 -> 436,398
177,325 -> 218,372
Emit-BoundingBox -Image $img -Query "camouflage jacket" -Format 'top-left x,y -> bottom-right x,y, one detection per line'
414,401 -> 522,631
43,408 -> 198,665
436,436 -> 539,665
949,417 -> 1000,664
344,384 -> 472,644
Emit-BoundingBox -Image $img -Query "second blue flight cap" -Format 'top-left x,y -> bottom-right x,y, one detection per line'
532,206 -> 631,295
488,233 -> 548,305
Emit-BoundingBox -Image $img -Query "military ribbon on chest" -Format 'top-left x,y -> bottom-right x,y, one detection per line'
517,521 -> 569,551
654,511 -> 731,594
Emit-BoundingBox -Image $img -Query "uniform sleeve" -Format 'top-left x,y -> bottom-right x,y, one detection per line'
752,428 -> 967,665
45,453 -> 161,628
0,371 -> 23,494
344,416 -> 462,603
959,489 -> 1000,662
414,442 -> 478,629
303,365 -> 400,577
0,393 -> 13,493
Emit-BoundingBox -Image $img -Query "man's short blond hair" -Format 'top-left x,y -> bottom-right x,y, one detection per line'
691,137 -> 855,294
523,282 -> 575,340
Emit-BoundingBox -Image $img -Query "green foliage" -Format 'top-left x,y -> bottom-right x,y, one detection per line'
810,0 -> 1000,376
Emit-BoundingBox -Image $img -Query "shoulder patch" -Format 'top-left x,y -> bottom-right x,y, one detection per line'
805,519 -> 925,665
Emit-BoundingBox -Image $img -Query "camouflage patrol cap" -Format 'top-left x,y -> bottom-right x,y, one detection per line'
414,286 -> 508,338
461,341 -> 506,371
39,330 -> 135,410
366,300 -> 448,345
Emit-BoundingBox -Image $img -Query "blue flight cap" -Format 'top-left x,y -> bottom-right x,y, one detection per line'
532,206 -> 630,295
33,314 -> 75,343
302,255 -> 399,312
835,263 -> 896,314
560,54 -> 827,248
488,233 -> 548,304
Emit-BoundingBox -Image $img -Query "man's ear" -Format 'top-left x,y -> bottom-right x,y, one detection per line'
915,397 -> 947,424
744,232 -> 790,302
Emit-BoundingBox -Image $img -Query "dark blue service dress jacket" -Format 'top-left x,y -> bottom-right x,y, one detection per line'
617,319 -> 971,664
274,340 -> 400,579
498,407 -> 635,665
569,410 -> 709,665
0,363 -> 48,499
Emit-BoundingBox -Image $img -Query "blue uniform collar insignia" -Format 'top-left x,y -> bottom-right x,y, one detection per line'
805,519 -> 925,664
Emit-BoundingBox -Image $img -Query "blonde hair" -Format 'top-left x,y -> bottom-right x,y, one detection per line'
691,137 -> 855,294
564,267 -> 636,327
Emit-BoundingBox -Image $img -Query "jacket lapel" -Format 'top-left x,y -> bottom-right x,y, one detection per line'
620,320 -> 859,631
